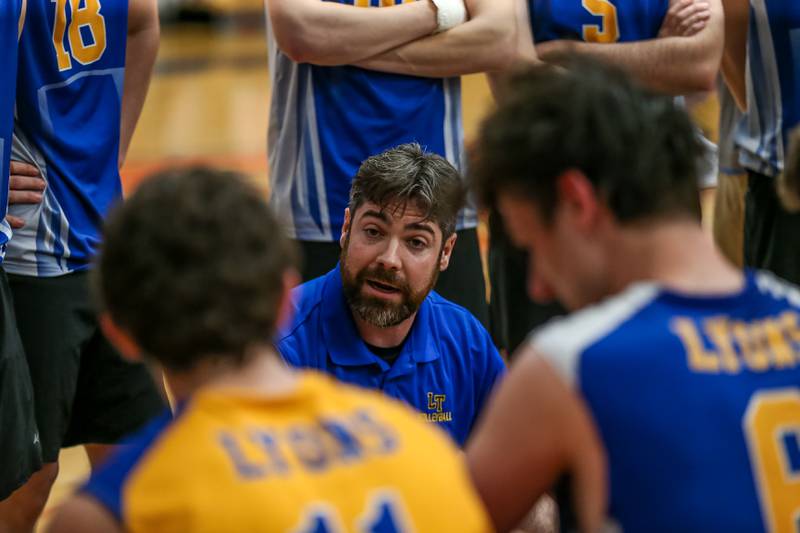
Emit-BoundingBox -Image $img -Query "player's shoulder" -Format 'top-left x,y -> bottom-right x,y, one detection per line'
81,409 -> 175,522
529,282 -> 662,387
750,269 -> 800,310
277,273 -> 330,343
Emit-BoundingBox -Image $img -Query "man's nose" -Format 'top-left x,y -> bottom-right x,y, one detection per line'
376,237 -> 402,271
528,262 -> 556,303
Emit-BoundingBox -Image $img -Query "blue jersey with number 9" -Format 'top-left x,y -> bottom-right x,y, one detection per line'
531,270 -> 800,531
530,0 -> 669,43
0,0 -> 22,262
7,0 -> 128,277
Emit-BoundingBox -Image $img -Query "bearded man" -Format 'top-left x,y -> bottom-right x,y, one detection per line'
276,143 -> 505,446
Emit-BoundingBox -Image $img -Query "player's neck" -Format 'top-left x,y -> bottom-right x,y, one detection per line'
608,219 -> 744,295
352,312 -> 416,349
165,346 -> 298,403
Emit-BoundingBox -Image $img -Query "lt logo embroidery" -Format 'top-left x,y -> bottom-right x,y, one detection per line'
423,392 -> 453,423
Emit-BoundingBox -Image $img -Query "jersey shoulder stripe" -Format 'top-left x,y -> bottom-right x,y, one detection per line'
529,283 -> 661,387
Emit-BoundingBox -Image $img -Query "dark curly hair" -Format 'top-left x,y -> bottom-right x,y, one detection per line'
94,167 -> 298,372
472,60 -> 704,224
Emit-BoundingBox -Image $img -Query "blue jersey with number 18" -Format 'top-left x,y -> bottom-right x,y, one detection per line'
0,0 -> 22,262
530,0 -> 668,43
7,0 -> 128,277
531,270 -> 800,532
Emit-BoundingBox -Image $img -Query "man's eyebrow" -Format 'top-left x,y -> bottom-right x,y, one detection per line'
360,210 -> 390,223
405,222 -> 436,237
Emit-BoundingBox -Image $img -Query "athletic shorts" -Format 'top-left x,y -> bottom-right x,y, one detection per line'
744,171 -> 800,285
297,227 -> 490,328
0,268 -> 42,499
7,271 -> 166,463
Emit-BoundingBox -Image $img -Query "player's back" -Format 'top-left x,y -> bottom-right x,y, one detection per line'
530,0 -> 668,43
8,0 -> 128,276
532,270 -> 800,532
83,371 -> 491,532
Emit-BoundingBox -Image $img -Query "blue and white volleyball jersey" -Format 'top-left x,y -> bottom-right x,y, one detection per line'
6,0 -> 128,277
718,79 -> 746,177
265,1 -> 476,243
0,0 -> 22,262
530,0 -> 668,44
735,0 -> 800,178
531,270 -> 800,532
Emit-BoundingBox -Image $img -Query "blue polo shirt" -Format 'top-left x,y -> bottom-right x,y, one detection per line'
277,265 -> 505,446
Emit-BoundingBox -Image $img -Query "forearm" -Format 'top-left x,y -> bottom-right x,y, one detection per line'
720,0 -> 749,111
355,0 -> 531,78
120,0 -> 159,167
539,35 -> 720,95
267,0 -> 437,66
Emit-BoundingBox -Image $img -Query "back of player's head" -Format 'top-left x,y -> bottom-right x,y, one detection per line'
95,167 -> 297,372
472,60 -> 704,224
349,143 -> 466,238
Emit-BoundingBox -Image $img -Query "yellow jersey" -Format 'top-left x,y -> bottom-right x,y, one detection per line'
83,371 -> 491,532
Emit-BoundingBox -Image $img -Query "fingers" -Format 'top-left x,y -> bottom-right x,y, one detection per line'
9,175 -> 46,192
7,215 -> 25,229
9,160 -> 40,177
676,6 -> 711,36
659,0 -> 710,37
8,174 -> 46,205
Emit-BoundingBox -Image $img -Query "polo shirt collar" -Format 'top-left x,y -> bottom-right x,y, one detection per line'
321,264 -> 441,372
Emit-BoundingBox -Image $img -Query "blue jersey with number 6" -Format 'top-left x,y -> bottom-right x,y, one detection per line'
0,0 -> 22,262
531,0 -> 668,43
7,0 -> 128,277
531,270 -> 800,532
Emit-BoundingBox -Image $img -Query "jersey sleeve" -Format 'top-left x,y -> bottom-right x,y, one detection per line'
81,411 -> 173,522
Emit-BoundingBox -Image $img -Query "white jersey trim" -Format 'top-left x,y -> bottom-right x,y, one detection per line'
528,283 -> 661,388
754,270 -> 800,309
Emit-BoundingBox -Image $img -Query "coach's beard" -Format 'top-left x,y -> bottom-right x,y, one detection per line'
340,245 -> 438,329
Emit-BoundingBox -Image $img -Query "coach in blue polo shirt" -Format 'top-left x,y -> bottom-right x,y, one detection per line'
277,143 -> 505,446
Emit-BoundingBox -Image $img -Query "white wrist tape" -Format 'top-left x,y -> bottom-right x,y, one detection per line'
430,0 -> 467,33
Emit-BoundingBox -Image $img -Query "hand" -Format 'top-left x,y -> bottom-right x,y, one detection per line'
658,0 -> 711,38
7,161 -> 45,229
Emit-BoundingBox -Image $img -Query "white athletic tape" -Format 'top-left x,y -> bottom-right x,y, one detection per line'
430,0 -> 467,33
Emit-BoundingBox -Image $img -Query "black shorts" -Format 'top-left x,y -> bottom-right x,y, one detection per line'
297,227 -> 490,328
744,171 -> 800,284
0,268 -> 42,499
7,271 -> 166,463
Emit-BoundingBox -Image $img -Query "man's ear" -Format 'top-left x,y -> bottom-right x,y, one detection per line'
99,314 -> 142,363
557,169 -> 602,233
439,233 -> 458,272
276,268 -> 301,332
340,208 -> 352,249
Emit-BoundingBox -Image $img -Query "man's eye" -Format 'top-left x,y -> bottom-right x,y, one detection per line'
364,228 -> 381,238
408,238 -> 427,250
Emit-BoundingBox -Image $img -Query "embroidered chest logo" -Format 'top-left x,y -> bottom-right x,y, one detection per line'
422,392 -> 453,423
